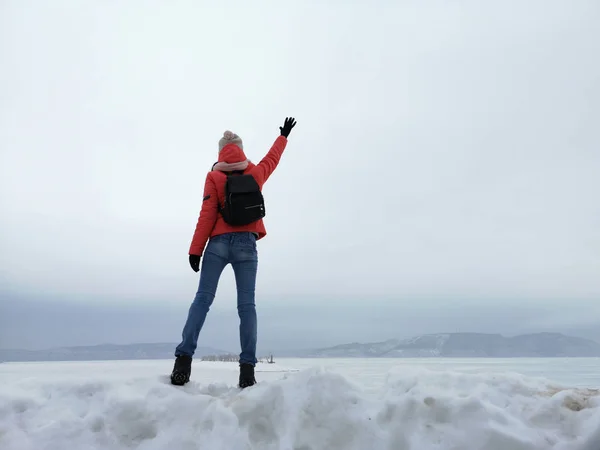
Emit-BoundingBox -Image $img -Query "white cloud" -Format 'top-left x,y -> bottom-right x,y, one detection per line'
1,0 -> 598,326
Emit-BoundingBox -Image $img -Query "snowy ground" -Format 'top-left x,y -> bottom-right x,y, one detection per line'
1,359 -> 600,450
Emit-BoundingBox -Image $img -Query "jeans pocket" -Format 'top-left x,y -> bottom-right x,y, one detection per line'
206,235 -> 228,258
236,236 -> 258,260
236,232 -> 256,246
241,241 -> 257,253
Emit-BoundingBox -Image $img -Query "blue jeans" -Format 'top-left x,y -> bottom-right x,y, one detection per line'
175,232 -> 259,365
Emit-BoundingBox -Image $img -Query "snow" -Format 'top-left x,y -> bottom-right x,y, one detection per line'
1,359 -> 599,450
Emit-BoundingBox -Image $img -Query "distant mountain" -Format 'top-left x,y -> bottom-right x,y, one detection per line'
4,333 -> 598,362
308,333 -> 600,358
0,343 -> 230,362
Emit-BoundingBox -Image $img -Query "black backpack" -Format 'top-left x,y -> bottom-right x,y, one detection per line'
219,171 -> 266,226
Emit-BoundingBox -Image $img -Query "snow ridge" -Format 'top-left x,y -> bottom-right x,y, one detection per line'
1,361 -> 600,450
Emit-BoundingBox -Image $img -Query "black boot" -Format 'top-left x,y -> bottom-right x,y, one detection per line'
171,355 -> 192,386
238,363 -> 256,389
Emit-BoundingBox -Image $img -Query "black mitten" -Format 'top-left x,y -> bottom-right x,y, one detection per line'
189,255 -> 200,273
279,117 -> 297,138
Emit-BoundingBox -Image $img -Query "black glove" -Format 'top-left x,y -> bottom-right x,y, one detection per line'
189,254 -> 201,273
279,117 -> 297,138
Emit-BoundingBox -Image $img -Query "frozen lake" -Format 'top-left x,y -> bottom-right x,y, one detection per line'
1,357 -> 600,450
280,357 -> 600,390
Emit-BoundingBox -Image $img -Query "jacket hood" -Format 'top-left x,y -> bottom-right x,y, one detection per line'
218,143 -> 248,164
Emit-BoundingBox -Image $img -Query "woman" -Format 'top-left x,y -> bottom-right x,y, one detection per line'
171,117 -> 297,388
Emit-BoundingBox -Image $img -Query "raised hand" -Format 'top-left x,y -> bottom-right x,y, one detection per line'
279,117 -> 297,138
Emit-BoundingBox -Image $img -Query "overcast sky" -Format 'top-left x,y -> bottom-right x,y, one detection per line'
1,0 -> 599,352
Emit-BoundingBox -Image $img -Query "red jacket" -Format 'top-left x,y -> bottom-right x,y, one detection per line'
188,135 -> 288,256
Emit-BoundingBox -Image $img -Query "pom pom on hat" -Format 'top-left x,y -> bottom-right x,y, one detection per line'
218,130 -> 243,152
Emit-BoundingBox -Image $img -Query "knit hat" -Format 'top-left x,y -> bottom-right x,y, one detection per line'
218,130 -> 243,152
